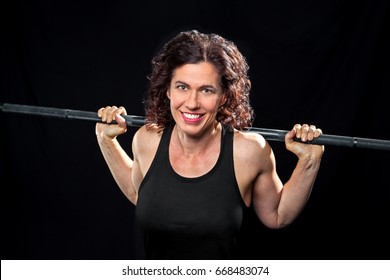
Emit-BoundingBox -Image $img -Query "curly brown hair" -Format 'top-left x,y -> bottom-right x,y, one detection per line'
144,30 -> 254,130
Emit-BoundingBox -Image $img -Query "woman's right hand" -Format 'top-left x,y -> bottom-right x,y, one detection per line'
95,105 -> 128,140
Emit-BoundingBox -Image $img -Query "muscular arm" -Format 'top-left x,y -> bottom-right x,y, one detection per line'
96,114 -> 160,206
97,135 -> 137,204
241,125 -> 324,229
95,106 -> 140,205
252,147 -> 322,229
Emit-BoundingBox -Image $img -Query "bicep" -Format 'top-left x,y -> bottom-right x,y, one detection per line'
252,147 -> 284,228
130,125 -> 160,200
131,129 -> 145,194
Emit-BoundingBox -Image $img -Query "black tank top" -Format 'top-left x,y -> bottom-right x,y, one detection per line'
136,122 -> 248,259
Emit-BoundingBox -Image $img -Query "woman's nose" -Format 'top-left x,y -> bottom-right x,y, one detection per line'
185,91 -> 200,109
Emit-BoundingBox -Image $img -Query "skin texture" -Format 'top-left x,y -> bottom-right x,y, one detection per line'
96,61 -> 324,229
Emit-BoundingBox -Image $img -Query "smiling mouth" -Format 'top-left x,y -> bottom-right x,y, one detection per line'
182,112 -> 204,122
183,112 -> 201,119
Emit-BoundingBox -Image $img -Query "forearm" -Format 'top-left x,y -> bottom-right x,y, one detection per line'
277,156 -> 322,227
97,136 -> 136,204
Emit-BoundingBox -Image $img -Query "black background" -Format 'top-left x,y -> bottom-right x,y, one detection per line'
1,0 -> 389,259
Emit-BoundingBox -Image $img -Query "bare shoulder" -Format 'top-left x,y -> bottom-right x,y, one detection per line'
233,130 -> 273,170
132,124 -> 163,156
232,130 -> 275,205
234,130 -> 269,153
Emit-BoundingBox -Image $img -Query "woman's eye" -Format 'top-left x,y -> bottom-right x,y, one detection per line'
202,88 -> 214,94
177,85 -> 187,90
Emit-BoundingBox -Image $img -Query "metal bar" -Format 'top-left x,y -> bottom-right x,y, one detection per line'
0,103 -> 145,127
1,103 -> 390,151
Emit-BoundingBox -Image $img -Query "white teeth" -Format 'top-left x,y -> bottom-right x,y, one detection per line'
183,113 -> 200,119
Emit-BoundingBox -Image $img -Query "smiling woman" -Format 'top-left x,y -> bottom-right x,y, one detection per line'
95,30 -> 324,259
167,62 -> 225,133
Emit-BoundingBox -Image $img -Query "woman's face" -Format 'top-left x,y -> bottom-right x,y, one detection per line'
167,62 -> 226,137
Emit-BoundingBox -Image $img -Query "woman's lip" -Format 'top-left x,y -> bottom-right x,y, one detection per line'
181,112 -> 204,123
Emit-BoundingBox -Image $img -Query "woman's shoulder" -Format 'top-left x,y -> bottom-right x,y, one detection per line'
133,124 -> 163,153
232,129 -> 274,193
135,123 -> 162,136
233,129 -> 273,164
233,129 -> 268,151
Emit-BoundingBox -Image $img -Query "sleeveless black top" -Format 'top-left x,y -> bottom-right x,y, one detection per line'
136,123 -> 248,259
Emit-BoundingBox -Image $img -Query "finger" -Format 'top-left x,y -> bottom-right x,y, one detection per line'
314,128 -> 323,138
100,106 -> 114,122
300,124 -> 310,141
97,107 -> 105,118
118,106 -> 127,115
106,106 -> 119,123
111,106 -> 127,124
293,124 -> 302,138
115,113 -> 127,129
100,106 -> 113,122
307,125 -> 316,141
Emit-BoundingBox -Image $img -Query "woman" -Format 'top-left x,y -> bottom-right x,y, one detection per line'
95,30 -> 325,259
